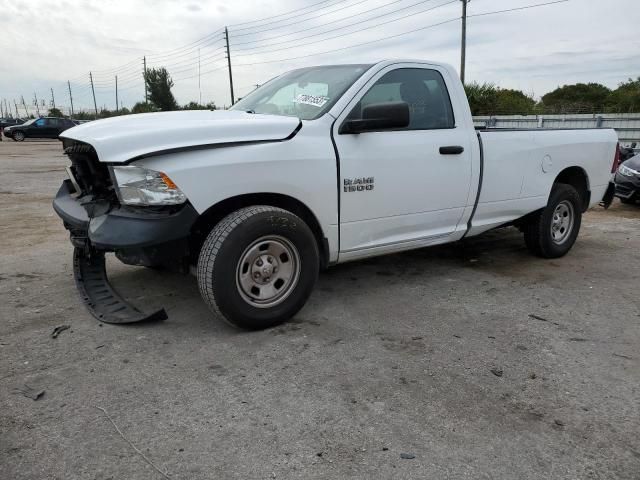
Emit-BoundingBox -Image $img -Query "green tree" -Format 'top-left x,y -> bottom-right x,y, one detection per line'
540,83 -> 611,113
465,82 -> 499,115
495,89 -> 536,114
144,67 -> 179,111
464,82 -> 536,115
607,78 -> 640,112
182,101 -> 217,110
48,107 -> 64,117
132,101 -> 156,114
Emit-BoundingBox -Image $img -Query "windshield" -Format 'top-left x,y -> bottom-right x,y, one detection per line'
21,119 -> 36,126
231,64 -> 372,120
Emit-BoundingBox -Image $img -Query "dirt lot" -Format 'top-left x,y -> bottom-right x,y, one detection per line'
1,138 -> 639,480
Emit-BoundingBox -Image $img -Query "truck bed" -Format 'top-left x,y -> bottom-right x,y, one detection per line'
467,127 -> 617,236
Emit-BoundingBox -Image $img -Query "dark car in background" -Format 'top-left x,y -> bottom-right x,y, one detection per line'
0,118 -> 25,129
3,117 -> 77,141
614,153 -> 640,205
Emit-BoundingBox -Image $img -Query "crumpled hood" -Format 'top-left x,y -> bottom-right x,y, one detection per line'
60,110 -> 301,163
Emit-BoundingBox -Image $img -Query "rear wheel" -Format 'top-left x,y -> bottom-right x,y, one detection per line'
523,183 -> 582,258
620,197 -> 636,205
197,206 -> 319,329
13,131 -> 25,142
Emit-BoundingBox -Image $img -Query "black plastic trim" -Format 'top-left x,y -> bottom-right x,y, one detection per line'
329,116 -> 341,257
73,247 -> 167,324
462,132 -> 485,238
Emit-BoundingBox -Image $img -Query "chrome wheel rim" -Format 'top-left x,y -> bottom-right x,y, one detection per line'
14,132 -> 24,141
236,235 -> 300,308
550,200 -> 574,245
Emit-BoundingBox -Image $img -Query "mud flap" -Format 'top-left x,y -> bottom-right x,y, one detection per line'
73,247 -> 168,324
600,181 -> 616,209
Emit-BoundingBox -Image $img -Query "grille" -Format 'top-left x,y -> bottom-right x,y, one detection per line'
64,141 -> 116,201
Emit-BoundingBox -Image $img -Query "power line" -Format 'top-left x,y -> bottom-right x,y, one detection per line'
145,31 -> 225,61
229,0 -> 375,37
216,0 -> 570,72
467,0 -> 570,18
233,0 -> 438,47
228,0 -> 347,27
233,0 -> 453,54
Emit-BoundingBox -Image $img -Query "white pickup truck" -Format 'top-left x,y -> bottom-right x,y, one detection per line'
53,60 -> 618,329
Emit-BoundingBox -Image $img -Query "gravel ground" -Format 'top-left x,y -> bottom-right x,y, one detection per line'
1,138 -> 639,480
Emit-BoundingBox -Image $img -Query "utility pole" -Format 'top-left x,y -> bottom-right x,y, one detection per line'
0,99 -> 4,118
33,92 -> 41,117
460,0 -> 468,84
115,75 -> 119,113
89,72 -> 98,118
67,81 -> 75,118
198,47 -> 202,105
224,27 -> 235,105
50,88 -> 56,111
14,99 -> 20,118
143,56 -> 148,104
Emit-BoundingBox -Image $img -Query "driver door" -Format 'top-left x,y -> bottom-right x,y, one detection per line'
333,65 -> 475,258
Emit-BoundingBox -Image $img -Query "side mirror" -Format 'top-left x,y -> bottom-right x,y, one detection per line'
340,101 -> 410,134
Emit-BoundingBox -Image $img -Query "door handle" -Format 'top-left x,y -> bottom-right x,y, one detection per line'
439,146 -> 464,155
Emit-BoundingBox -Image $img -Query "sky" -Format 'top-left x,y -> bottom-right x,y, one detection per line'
1,0 -> 638,116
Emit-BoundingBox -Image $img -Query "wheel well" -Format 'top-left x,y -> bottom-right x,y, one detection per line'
554,167 -> 590,212
190,193 -> 329,268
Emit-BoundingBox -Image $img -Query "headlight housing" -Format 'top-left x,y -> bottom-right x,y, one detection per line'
111,166 -> 187,206
619,164 -> 640,177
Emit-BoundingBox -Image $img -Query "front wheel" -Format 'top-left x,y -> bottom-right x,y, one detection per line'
523,183 -> 582,258
197,206 -> 319,329
13,131 -> 25,142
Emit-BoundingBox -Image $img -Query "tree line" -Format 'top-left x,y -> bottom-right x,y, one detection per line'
466,77 -> 640,116
37,67 -> 640,119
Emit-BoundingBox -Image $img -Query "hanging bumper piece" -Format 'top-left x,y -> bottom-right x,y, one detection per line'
73,247 -> 168,324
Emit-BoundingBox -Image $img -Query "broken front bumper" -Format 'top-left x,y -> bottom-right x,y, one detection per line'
53,180 -> 199,323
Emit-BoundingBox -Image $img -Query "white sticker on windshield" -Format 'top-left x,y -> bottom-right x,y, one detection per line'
293,94 -> 329,108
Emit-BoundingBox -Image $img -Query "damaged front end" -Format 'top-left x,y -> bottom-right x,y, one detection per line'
53,141 -> 198,323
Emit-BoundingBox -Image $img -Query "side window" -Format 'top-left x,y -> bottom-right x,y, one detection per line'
49,118 -> 60,127
35,118 -> 46,127
350,68 -> 455,130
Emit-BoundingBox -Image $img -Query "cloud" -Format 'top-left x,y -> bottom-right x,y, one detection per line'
1,0 -> 639,113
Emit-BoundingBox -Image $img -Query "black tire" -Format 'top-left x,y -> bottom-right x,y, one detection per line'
523,183 -> 582,258
620,197 -> 636,205
197,206 -> 319,329
13,131 -> 25,142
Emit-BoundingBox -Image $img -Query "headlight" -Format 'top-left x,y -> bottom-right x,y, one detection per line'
111,166 -> 187,206
619,164 -> 640,177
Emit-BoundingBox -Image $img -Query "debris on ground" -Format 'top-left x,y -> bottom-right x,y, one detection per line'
14,385 -> 45,401
554,419 -> 566,427
51,325 -> 70,338
490,367 -> 504,377
529,314 -> 560,325
400,453 -> 416,459
613,353 -> 632,360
